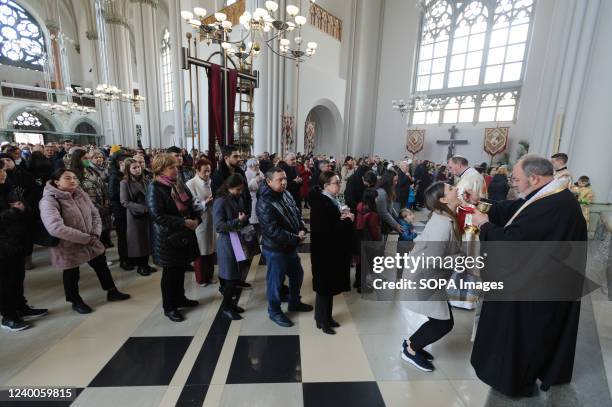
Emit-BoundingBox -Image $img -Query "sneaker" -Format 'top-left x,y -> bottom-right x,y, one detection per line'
107,288 -> 130,302
269,313 -> 294,327
17,306 -> 48,320
402,340 -> 434,361
288,302 -> 313,312
400,348 -> 434,372
236,281 -> 252,289
1,318 -> 30,331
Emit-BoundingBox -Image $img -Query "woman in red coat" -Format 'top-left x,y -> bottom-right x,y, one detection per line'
297,159 -> 311,209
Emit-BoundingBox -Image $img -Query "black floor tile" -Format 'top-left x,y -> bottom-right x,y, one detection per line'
175,384 -> 209,407
89,336 -> 192,387
297,243 -> 310,253
226,335 -> 301,384
184,334 -> 227,385
303,382 -> 385,407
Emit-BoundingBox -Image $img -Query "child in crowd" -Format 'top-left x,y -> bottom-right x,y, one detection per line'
572,176 -> 594,227
398,209 -> 418,242
407,186 -> 417,210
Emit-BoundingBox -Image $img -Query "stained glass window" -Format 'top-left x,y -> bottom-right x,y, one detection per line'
0,0 -> 46,70
160,28 -> 173,112
412,0 -> 534,124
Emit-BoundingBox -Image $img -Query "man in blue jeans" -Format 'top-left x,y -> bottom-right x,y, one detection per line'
256,167 -> 313,327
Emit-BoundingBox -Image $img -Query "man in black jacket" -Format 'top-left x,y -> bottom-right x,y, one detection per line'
256,167 -> 313,327
167,146 -> 195,184
279,153 -> 303,211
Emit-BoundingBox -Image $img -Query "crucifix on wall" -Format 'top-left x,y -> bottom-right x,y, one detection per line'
437,125 -> 468,160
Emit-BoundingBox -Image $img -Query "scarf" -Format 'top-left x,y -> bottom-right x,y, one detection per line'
157,175 -> 191,215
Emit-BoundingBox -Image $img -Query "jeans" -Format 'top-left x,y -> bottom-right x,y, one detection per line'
263,248 -> 303,317
63,253 -> 116,303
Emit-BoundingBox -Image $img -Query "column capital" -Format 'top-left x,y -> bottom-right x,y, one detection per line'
45,19 -> 60,33
103,11 -> 129,28
86,30 -> 98,41
130,0 -> 158,8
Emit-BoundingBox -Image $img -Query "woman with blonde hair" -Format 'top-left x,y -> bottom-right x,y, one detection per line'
147,153 -> 200,322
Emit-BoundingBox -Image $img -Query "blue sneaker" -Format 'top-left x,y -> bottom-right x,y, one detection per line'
269,313 -> 294,327
402,339 -> 434,361
401,347 -> 434,372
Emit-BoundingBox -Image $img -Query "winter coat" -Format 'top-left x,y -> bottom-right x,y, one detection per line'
39,181 -> 105,269
213,194 -> 249,280
120,179 -> 150,257
279,162 -> 301,204
82,166 -> 112,232
395,170 -> 412,208
309,190 -> 353,296
344,165 -> 371,213
355,202 -> 382,242
211,161 -> 252,216
488,174 -> 510,201
401,211 -> 461,320
297,164 -> 311,199
146,180 -> 199,267
245,168 -> 264,224
256,182 -> 306,253
0,184 -> 33,259
185,176 -> 216,255
108,166 -> 126,219
376,188 -> 400,234
340,166 -> 355,194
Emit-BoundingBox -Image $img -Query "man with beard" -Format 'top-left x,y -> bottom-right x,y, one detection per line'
469,154 -> 587,397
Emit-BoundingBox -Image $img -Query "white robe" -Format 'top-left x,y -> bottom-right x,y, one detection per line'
456,167 -> 487,203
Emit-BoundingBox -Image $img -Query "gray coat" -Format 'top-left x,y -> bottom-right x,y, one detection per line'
213,194 -> 249,280
401,211 -> 461,320
376,188 -> 400,233
120,179 -> 150,258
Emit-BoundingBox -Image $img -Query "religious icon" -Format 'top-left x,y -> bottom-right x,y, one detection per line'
281,112 -> 294,155
406,129 -> 425,156
304,117 -> 316,155
483,127 -> 509,157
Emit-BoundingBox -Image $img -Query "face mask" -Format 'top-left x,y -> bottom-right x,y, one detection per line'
14,158 -> 21,165
82,159 -> 90,167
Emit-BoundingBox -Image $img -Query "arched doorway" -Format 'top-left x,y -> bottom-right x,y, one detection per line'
73,121 -> 98,145
9,109 -> 55,144
304,100 -> 343,156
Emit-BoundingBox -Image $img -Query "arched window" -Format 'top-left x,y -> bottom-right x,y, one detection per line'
0,0 -> 46,70
412,0 -> 534,125
160,28 -> 173,112
11,110 -> 54,131
75,121 -> 97,135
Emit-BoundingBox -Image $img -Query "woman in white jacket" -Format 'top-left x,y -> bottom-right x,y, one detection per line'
400,181 -> 462,372
245,158 -> 264,229
186,158 -> 216,286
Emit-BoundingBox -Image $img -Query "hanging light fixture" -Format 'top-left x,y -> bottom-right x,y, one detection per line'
180,0 -> 318,64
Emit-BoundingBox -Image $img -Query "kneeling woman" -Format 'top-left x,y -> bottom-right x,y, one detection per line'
401,181 -> 461,372
213,174 -> 251,320
40,168 -> 130,314
309,171 -> 354,334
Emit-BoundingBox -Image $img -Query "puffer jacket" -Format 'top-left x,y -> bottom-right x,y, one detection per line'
256,182 -> 306,252
0,184 -> 33,259
146,180 -> 199,267
39,181 -> 105,269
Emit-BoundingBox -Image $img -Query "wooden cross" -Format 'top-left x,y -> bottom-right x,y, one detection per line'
437,125 -> 468,160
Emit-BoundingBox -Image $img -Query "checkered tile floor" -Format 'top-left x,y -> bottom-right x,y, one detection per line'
1,209 -> 611,406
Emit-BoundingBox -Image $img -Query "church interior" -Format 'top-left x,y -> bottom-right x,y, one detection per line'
1,0 -> 612,406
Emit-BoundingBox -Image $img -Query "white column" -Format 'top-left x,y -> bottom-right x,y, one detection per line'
168,0 -> 186,147
131,0 -> 163,148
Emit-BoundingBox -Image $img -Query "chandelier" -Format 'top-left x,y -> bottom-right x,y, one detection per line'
181,1 -> 318,63
393,94 -> 440,119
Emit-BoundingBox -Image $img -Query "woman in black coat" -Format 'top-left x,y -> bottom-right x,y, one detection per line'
147,154 -> 200,322
487,167 -> 510,201
309,171 -> 354,335
0,161 -> 47,331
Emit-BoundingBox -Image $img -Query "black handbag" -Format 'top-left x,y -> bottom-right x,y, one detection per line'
33,197 -> 61,247
167,228 -> 197,249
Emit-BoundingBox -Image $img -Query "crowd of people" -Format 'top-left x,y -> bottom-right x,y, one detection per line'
0,138 -> 594,398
